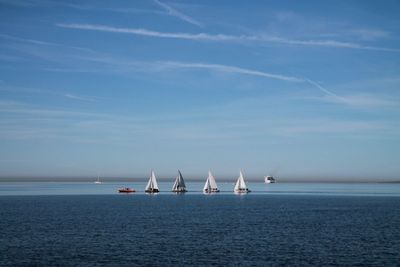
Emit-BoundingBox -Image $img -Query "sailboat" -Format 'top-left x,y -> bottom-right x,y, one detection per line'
203,171 -> 220,193
145,170 -> 160,193
234,171 -> 251,193
94,174 -> 102,184
172,170 -> 187,193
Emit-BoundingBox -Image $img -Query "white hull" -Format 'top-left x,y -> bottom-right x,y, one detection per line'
172,189 -> 187,193
235,189 -> 251,193
204,189 -> 220,193
264,176 -> 276,184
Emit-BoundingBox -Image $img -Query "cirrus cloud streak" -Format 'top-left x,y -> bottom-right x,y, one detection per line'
57,23 -> 400,52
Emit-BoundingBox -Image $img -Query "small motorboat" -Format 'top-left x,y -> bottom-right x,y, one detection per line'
118,187 -> 136,193
264,176 -> 276,183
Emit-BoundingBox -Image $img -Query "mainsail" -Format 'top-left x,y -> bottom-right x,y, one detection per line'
145,170 -> 159,193
203,171 -> 219,193
203,177 -> 211,192
234,171 -> 250,192
172,170 -> 187,192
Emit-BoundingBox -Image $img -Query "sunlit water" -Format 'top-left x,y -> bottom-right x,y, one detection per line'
1,182 -> 400,266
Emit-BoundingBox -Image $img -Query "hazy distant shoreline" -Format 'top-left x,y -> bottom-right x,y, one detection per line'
0,177 -> 398,183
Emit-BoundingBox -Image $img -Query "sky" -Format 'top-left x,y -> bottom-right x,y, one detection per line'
0,0 -> 399,181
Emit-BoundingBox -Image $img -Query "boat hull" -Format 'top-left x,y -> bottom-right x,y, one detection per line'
264,176 -> 276,183
145,189 -> 160,193
204,189 -> 220,193
118,188 -> 136,193
234,189 -> 251,193
172,189 -> 187,193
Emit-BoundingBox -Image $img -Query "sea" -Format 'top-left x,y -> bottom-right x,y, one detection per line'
1,181 -> 400,266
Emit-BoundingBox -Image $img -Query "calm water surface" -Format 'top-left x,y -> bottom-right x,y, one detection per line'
1,181 -> 400,196
1,182 -> 399,266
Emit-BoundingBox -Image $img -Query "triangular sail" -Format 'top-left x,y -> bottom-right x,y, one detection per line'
234,175 -> 241,191
172,170 -> 187,192
178,170 -> 186,188
145,170 -> 159,192
234,171 -> 249,192
145,177 -> 152,191
204,171 -> 219,193
203,176 -> 211,192
208,171 -> 218,190
151,171 -> 159,190
172,177 -> 179,190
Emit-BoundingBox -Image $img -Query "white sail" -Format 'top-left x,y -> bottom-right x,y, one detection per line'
204,171 -> 219,193
203,176 -> 211,192
151,171 -> 159,190
177,170 -> 186,189
145,178 -> 152,190
208,171 -> 218,190
172,170 -> 187,192
234,175 -> 241,191
145,170 -> 159,192
172,177 -> 179,191
94,173 -> 102,184
234,171 -> 249,192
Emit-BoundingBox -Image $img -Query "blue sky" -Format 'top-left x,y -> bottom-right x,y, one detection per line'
0,0 -> 399,181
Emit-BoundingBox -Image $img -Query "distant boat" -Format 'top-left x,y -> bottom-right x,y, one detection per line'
94,174 -> 102,184
203,171 -> 220,193
172,170 -> 187,193
118,187 -> 136,193
234,171 -> 251,193
145,170 -> 160,193
264,176 -> 276,184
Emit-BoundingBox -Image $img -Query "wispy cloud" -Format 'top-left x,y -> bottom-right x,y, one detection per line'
57,23 -> 234,41
304,79 -> 338,97
3,31 -> 395,109
0,33 -> 98,54
153,0 -> 202,27
161,61 -> 304,82
275,120 -> 387,135
346,29 -> 390,41
158,61 -> 360,102
63,94 -> 98,102
0,85 -> 100,102
308,93 -> 400,108
57,23 -> 400,52
303,78 -> 400,108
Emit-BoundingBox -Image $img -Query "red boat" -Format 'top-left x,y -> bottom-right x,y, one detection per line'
118,187 -> 136,193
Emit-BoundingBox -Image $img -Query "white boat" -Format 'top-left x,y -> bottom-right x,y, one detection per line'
234,171 -> 250,193
264,176 -> 276,183
145,170 -> 160,193
94,174 -> 102,184
172,170 -> 187,193
203,171 -> 220,193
